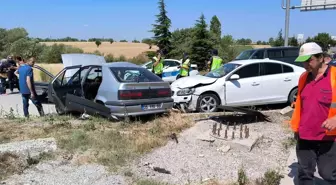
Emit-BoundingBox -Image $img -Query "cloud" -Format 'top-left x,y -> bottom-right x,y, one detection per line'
83,24 -> 89,27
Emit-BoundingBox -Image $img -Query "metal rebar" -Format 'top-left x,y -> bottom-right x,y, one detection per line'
240,130 -> 243,139
217,128 -> 221,137
240,123 -> 243,131
232,131 -> 235,139
224,129 -> 228,139
212,123 -> 217,135
233,122 -> 236,130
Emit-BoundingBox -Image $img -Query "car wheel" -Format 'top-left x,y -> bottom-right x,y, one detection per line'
197,93 -> 219,113
288,88 -> 298,105
55,105 -> 65,115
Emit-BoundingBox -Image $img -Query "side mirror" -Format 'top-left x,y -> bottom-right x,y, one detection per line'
229,74 -> 240,80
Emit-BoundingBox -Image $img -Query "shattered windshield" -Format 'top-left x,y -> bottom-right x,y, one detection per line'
205,63 -> 241,78
235,50 -> 256,60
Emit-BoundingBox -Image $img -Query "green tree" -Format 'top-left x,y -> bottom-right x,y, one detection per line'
95,40 -> 101,47
268,37 -> 275,46
169,28 -> 194,58
273,29 -> 284,46
289,36 -> 298,46
209,15 -> 221,46
311,33 -> 336,51
256,40 -> 262,45
190,14 -> 213,70
142,38 -> 154,49
151,0 -> 172,54
120,39 -> 128,42
132,39 -> 140,43
108,38 -> 114,44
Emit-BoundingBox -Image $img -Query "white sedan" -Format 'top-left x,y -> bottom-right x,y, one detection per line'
171,59 -> 305,113
142,59 -> 199,83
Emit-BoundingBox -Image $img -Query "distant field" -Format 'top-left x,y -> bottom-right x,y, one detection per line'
250,44 -> 272,49
41,42 -> 159,58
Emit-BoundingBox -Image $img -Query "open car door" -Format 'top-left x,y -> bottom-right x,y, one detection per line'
49,65 -> 83,114
33,65 -> 57,103
64,66 -> 111,118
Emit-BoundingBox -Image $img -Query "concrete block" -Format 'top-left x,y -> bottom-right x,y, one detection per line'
280,106 -> 294,117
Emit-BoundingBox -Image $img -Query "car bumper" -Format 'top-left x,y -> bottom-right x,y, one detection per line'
171,93 -> 198,112
105,98 -> 174,117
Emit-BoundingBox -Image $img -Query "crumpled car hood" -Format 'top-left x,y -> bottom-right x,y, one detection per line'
171,75 -> 217,89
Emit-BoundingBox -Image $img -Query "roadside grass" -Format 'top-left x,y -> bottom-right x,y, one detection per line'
0,111 -> 194,172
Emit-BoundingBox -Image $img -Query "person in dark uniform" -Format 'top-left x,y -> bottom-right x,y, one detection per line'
6,56 -> 18,94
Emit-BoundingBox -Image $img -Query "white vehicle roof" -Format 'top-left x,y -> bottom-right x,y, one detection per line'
228,58 -> 303,68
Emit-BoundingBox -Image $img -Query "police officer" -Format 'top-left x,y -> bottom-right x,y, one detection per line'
207,49 -> 223,71
177,52 -> 191,80
152,50 -> 164,78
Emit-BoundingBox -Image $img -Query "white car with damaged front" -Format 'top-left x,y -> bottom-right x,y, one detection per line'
171,59 -> 305,113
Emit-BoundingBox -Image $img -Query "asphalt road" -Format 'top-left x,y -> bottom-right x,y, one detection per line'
0,90 -> 56,118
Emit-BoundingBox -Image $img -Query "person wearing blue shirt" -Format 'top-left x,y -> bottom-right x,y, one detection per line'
324,52 -> 336,66
17,57 -> 44,118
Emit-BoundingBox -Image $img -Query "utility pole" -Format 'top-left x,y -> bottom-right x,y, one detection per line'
284,0 -> 290,46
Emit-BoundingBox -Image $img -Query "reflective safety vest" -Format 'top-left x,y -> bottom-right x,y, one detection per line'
291,66 -> 336,136
153,57 -> 164,74
179,58 -> 190,77
211,56 -> 223,71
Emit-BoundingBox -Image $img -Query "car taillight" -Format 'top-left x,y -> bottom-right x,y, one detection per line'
157,89 -> 171,96
118,90 -> 143,100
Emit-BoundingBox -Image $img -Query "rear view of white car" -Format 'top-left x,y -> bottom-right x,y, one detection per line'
142,59 -> 199,83
171,59 -> 305,113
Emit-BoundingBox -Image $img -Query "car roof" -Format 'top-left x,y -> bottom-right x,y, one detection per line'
102,62 -> 141,68
228,58 -> 297,66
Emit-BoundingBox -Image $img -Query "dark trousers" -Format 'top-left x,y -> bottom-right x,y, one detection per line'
0,77 -> 6,94
156,73 -> 162,78
7,71 -> 16,92
22,94 -> 45,117
296,138 -> 336,185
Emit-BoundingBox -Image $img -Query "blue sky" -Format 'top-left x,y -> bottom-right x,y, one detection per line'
1,0 -> 335,42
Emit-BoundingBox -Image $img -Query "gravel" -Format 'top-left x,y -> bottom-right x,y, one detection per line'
128,112 -> 293,185
3,160 -> 127,185
0,138 -> 57,159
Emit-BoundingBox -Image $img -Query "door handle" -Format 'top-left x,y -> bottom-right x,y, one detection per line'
284,78 -> 291,82
252,82 -> 260,86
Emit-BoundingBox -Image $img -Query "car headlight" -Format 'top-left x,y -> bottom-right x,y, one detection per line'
177,88 -> 195,96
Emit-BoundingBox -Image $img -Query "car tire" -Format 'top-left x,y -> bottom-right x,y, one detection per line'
55,105 -> 65,115
288,88 -> 298,105
197,93 -> 220,113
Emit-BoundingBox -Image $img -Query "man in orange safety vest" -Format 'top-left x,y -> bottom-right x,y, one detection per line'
291,42 -> 336,185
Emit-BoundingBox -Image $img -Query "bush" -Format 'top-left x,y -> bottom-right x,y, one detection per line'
104,54 -> 114,63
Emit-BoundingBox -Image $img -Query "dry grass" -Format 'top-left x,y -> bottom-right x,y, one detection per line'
33,63 -> 64,82
249,45 -> 271,49
41,42 -> 159,58
0,111 -> 194,171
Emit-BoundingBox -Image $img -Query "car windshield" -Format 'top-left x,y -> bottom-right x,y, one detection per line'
235,50 -> 257,60
205,63 -> 241,78
110,67 -> 162,82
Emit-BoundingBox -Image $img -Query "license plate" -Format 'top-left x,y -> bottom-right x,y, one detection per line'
142,103 -> 163,110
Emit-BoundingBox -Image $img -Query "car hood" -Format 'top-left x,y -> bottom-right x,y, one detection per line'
171,75 -> 217,89
61,54 -> 106,68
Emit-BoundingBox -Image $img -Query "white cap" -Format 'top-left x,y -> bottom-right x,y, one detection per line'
295,42 -> 323,62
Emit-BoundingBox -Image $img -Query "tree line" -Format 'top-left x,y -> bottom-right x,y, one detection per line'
1,0 -> 335,68
147,0 -> 336,70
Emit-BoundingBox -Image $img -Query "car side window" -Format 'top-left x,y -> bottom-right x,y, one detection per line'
163,60 -> 178,67
251,50 -> 264,59
267,49 -> 282,59
262,63 -> 283,75
86,67 -> 102,81
283,49 -> 299,57
234,63 -> 260,79
282,64 -> 294,73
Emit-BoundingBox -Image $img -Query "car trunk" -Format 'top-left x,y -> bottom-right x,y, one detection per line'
118,82 -> 171,100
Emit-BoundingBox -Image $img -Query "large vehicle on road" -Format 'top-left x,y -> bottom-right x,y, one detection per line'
234,46 -> 303,67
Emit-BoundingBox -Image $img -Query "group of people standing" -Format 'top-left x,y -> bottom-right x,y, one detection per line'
150,49 -> 223,79
0,56 -> 44,118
